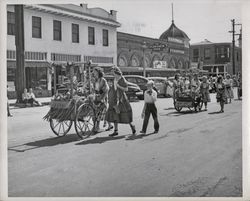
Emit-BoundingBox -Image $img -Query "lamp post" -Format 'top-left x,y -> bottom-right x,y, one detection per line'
142,41 -> 147,77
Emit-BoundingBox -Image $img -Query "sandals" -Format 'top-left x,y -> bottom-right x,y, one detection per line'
109,130 -> 118,137
105,126 -> 113,131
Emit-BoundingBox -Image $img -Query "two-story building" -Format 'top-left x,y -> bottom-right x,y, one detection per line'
190,39 -> 242,76
117,20 -> 190,77
7,4 -> 120,97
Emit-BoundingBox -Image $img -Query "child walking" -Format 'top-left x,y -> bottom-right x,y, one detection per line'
140,80 -> 159,134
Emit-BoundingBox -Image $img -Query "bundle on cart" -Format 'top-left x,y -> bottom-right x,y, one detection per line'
43,97 -> 85,122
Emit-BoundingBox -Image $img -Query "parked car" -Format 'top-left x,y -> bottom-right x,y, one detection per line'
124,75 -> 149,92
104,75 -> 142,101
147,77 -> 169,97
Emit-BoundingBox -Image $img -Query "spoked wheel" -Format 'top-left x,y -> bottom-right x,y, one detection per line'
75,103 -> 96,139
174,100 -> 182,112
50,119 -> 73,137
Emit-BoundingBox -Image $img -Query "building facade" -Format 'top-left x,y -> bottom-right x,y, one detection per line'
117,21 -> 190,77
190,39 -> 242,76
7,4 -> 120,97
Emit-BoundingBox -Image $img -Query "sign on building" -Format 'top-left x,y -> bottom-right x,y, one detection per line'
148,43 -> 166,51
153,61 -> 167,68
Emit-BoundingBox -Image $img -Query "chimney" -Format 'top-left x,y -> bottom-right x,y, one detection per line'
110,10 -> 117,20
80,3 -> 87,9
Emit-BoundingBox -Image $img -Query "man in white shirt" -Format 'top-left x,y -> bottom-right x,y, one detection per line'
140,80 -> 159,134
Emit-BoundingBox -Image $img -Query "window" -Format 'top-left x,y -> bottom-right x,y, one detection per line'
204,48 -> 210,59
72,23 -> 79,43
53,20 -> 62,41
88,27 -> 95,45
227,47 -> 230,58
192,49 -> 199,62
7,11 -> 15,35
32,16 -> 41,38
103,29 -> 109,46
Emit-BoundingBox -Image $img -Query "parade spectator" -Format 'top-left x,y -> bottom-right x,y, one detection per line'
92,67 -> 109,133
172,73 -> 183,104
105,66 -> 136,137
183,76 -> 191,93
140,80 -> 159,134
200,76 -> 211,111
28,88 -> 42,106
224,74 -> 234,104
216,76 -> 226,113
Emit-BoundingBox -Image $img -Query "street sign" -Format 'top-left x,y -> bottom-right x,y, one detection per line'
153,61 -> 167,68
149,43 -> 166,51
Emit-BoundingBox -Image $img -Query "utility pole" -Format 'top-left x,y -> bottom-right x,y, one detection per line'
15,5 -> 25,103
229,19 -> 242,75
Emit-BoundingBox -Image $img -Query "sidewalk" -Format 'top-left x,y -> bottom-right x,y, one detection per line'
9,97 -> 52,109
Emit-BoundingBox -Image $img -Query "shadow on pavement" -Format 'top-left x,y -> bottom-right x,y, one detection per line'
8,134 -> 80,152
208,111 -> 223,115
125,132 -> 156,140
164,107 -> 175,110
75,135 -> 125,145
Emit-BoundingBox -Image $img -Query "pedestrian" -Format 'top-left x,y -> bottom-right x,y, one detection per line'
237,73 -> 242,100
140,80 -> 159,134
7,85 -> 12,117
105,66 -> 136,137
224,74 -> 234,103
191,73 -> 201,111
103,79 -> 114,131
200,76 -> 211,111
216,75 -> 226,113
92,67 -> 109,133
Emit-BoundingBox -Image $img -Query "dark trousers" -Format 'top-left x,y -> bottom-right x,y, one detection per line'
142,103 -> 159,132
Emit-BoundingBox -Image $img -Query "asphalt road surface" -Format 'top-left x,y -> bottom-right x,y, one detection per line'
8,94 -> 242,197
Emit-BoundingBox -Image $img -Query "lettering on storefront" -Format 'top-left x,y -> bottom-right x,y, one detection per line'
168,37 -> 184,44
148,43 -> 166,51
153,61 -> 167,69
170,49 -> 185,54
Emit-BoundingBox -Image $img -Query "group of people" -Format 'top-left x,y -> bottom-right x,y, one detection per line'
171,72 -> 242,113
90,66 -> 159,138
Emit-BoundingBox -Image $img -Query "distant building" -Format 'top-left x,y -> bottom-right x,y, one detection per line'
117,21 -> 190,77
7,4 -> 120,97
190,39 -> 242,76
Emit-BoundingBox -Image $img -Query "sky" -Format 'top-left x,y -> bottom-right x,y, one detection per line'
84,0 -> 242,44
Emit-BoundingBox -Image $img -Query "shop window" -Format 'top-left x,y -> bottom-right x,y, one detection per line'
88,27 -> 95,45
72,23 -> 79,43
25,67 -> 47,90
53,20 -> 62,41
7,11 -> 15,35
32,16 -> 42,38
103,29 -> 109,46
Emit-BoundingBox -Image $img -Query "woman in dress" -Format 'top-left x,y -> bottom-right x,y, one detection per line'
92,67 -> 109,133
190,73 -> 201,111
200,76 -> 211,111
105,66 -> 136,137
216,76 -> 226,113
224,74 -> 234,104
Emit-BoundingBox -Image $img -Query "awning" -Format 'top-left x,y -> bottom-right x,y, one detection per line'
7,60 -> 50,68
119,66 -> 178,72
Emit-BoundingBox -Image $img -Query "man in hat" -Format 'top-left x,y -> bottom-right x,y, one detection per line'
140,80 -> 159,134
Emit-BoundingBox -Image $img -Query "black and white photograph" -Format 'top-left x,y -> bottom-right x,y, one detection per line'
0,0 -> 249,199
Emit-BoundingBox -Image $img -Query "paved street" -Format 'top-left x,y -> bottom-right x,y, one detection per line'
8,93 -> 242,197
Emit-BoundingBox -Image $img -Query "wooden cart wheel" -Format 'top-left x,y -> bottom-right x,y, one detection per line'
174,99 -> 182,112
50,119 -> 73,137
75,103 -> 96,139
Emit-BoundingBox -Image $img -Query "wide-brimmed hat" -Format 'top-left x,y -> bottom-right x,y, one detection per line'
112,66 -> 122,75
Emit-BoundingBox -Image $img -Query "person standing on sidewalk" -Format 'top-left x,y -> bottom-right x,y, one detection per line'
140,80 -> 159,134
200,76 -> 211,111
